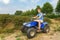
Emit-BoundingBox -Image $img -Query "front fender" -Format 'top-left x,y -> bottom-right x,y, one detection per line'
23,21 -> 38,28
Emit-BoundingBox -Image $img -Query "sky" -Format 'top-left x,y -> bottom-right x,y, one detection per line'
0,0 -> 59,14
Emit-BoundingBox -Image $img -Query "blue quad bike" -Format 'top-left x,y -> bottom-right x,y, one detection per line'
21,18 -> 50,38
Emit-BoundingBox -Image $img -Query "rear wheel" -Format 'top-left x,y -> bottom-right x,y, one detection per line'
27,28 -> 36,38
43,24 -> 50,33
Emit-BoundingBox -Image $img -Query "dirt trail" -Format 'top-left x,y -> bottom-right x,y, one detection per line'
29,32 -> 60,40
4,31 -> 60,40
2,19 -> 60,40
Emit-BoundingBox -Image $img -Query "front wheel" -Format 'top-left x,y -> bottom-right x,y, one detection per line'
27,28 -> 36,38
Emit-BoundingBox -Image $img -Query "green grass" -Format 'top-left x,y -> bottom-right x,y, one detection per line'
16,37 -> 21,40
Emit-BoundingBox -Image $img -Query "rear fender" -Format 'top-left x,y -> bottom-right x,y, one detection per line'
43,22 -> 48,25
41,22 -> 48,29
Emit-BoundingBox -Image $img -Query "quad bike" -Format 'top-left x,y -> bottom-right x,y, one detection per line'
21,18 -> 50,38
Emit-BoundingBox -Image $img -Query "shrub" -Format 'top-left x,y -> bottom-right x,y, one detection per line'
2,29 -> 14,33
13,16 -> 30,29
45,14 -> 60,19
0,14 -> 31,32
44,17 -> 51,24
0,14 -> 12,28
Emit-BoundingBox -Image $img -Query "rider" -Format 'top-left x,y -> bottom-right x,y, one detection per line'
33,8 -> 44,32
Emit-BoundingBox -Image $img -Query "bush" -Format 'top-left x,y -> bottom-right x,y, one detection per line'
44,17 -> 51,24
0,14 -> 31,33
45,14 -> 60,19
13,16 -> 30,29
2,29 -> 14,33
0,14 -> 13,28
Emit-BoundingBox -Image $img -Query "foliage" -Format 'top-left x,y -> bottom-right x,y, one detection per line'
2,29 -> 14,33
44,17 -> 51,24
42,2 -> 53,14
45,13 -> 60,18
55,0 -> 60,13
21,10 -> 31,16
0,14 -> 31,33
13,16 -> 30,29
21,9 -> 36,16
16,37 -> 21,40
16,5 -> 41,16
0,14 -> 13,28
15,11 -> 23,15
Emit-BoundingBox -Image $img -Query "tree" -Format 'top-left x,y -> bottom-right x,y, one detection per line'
55,0 -> 60,13
25,10 -> 31,16
21,5 -> 41,16
19,5 -> 41,16
21,10 -> 31,16
30,9 -> 36,16
42,2 -> 53,14
15,11 -> 23,15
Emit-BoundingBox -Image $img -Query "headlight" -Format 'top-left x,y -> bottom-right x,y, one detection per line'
26,24 -> 31,27
23,23 -> 27,25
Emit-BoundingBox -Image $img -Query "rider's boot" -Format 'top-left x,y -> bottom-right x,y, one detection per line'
37,27 -> 41,32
